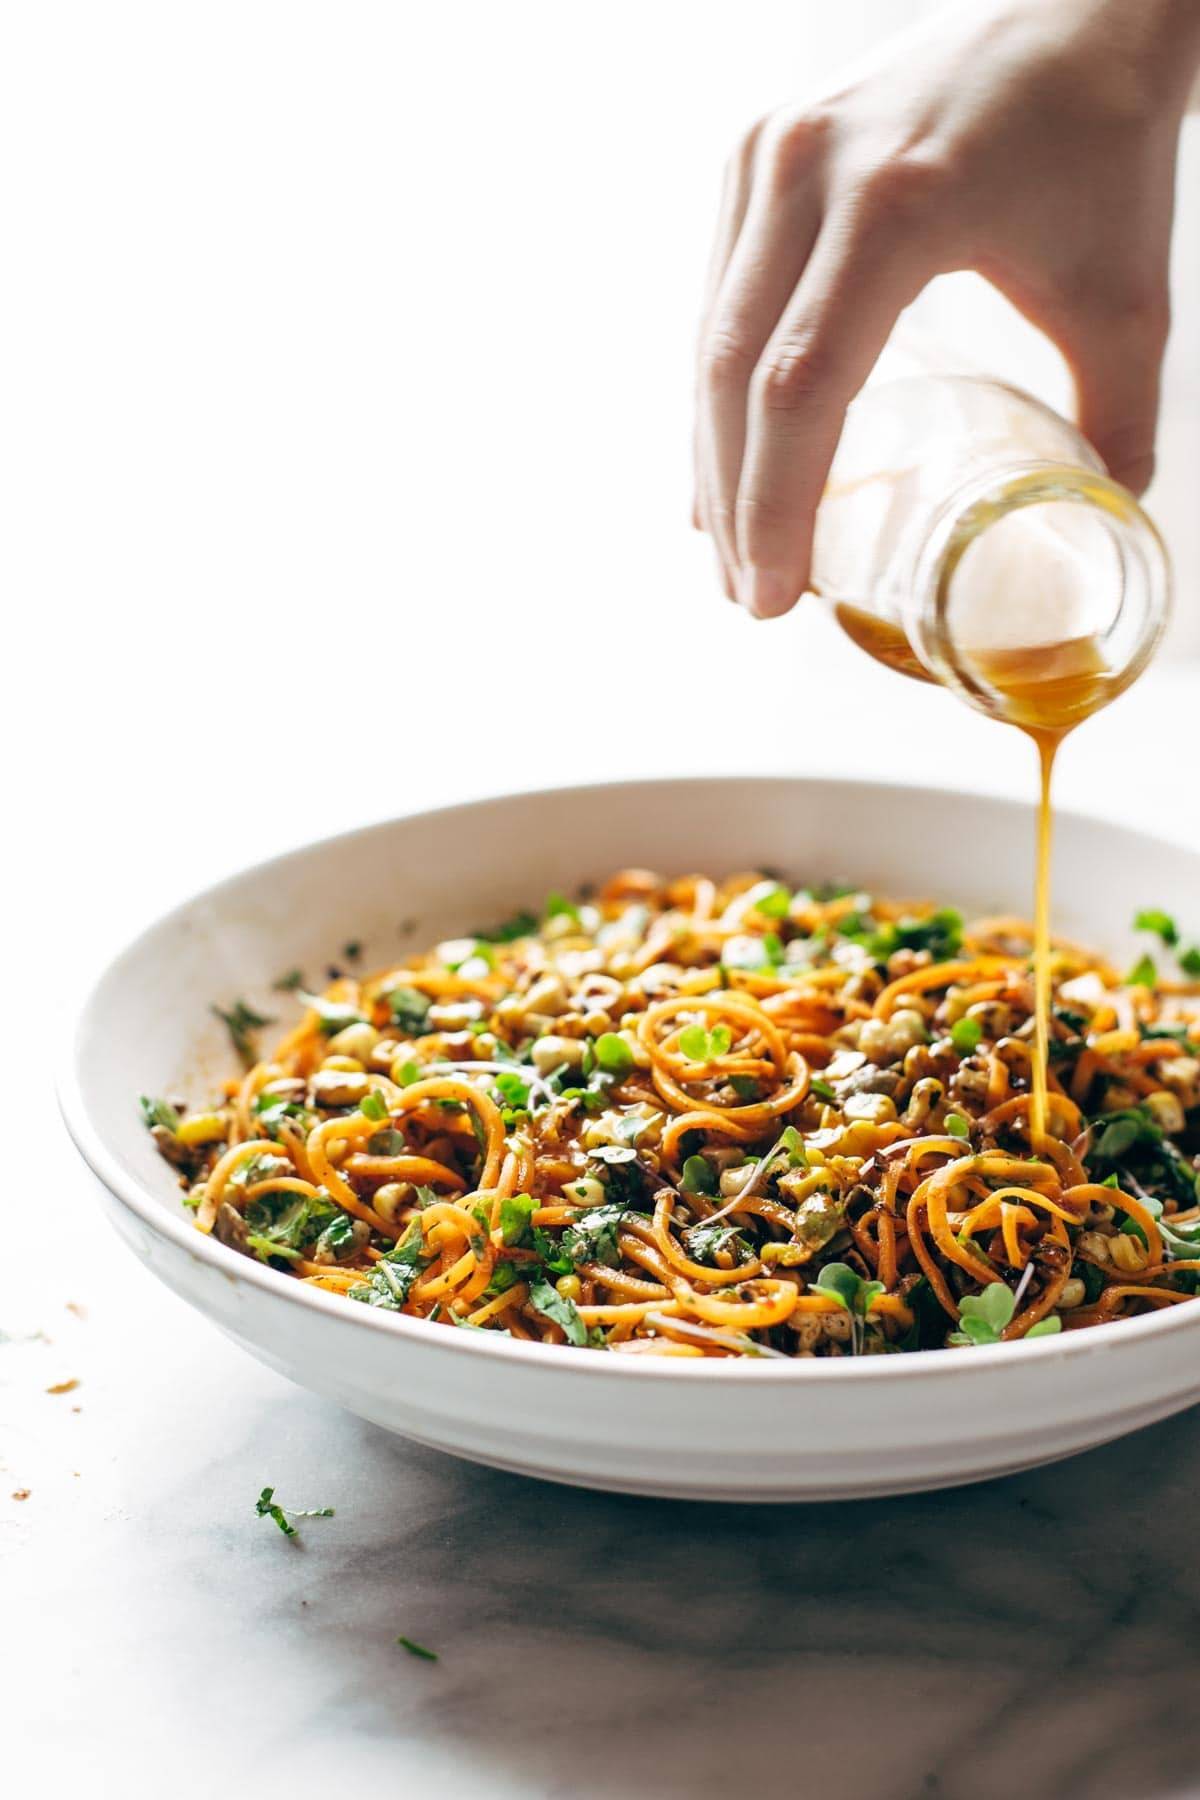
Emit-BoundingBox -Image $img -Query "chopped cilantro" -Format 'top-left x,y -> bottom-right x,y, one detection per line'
360,1091 -> 388,1122
1135,909 -> 1178,947
499,1193 -> 536,1246
478,908 -> 538,944
1180,947 -> 1200,979
139,1094 -> 181,1134
211,998 -> 274,1065
272,969 -> 305,992
544,891 -> 581,926
528,1278 -> 587,1345
683,1222 -> 749,1266
397,1636 -> 438,1661
748,881 -> 791,919
387,986 -> 432,1033
255,1485 -> 334,1538
1127,954 -> 1157,989
562,1202 -> 627,1268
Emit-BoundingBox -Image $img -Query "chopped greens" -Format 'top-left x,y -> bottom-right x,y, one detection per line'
528,1278 -> 587,1346
211,999 -> 274,1064
387,986 -> 432,1033
255,1486 -> 334,1538
397,1636 -> 438,1661
139,1094 -> 181,1134
1135,909 -> 1179,947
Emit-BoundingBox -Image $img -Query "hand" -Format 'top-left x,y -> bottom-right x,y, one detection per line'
695,0 -> 1200,618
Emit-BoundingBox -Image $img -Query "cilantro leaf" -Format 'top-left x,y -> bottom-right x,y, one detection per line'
562,1202 -> 627,1268
1127,954 -> 1157,989
1134,909 -> 1179,947
255,1485 -> 334,1538
528,1278 -> 587,1346
499,1193 -> 536,1246
387,986 -> 432,1034
139,1094 -> 182,1135
397,1636 -> 438,1661
211,998 -> 274,1065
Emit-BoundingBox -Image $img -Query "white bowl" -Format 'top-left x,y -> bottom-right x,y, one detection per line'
59,777 -> 1200,1501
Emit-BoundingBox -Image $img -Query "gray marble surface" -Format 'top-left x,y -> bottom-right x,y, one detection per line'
8,1168 -> 1200,1800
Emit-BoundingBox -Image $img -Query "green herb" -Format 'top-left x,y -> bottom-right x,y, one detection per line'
253,1091 -> 310,1132
950,1016 -> 983,1054
945,1113 -> 970,1139
298,992 -> 366,1036
365,1128 -> 405,1158
1127,954 -> 1157,989
1075,1259 -> 1106,1304
747,881 -> 791,920
947,1280 -> 1061,1346
272,969 -> 305,992
528,1278 -> 587,1346
778,1125 -> 807,1167
678,1023 -> 733,1061
562,1202 -> 627,1268
387,986 -> 432,1034
393,1059 -> 422,1087
483,1262 -> 522,1297
531,1226 -> 573,1275
360,1091 -> 388,1122
480,908 -> 537,944
1180,947 -> 1200,979
594,1033 -> 634,1076
812,1261 -> 885,1353
139,1094 -> 182,1135
242,1189 -> 350,1260
809,1077 -> 836,1104
397,1636 -> 438,1661
1135,909 -> 1178,946
683,1222 -> 749,1266
499,1193 -> 536,1246
255,1485 -> 334,1538
211,999 -> 274,1065
1141,1022 -> 1200,1050
544,891 -> 581,926
342,940 -> 362,962
680,1154 -> 716,1195
493,1071 -> 531,1112
348,1231 -> 427,1310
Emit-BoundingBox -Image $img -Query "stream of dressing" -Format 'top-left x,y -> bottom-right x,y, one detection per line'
834,607 -> 1119,1144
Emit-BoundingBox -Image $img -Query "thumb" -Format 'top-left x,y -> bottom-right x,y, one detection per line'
1060,292 -> 1169,495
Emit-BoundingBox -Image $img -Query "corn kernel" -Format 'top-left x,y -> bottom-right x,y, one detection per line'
176,1111 -> 228,1147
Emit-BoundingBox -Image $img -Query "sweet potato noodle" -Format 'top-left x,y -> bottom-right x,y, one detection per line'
142,872 -> 1200,1358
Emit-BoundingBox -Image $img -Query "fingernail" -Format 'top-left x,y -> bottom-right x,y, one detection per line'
738,566 -> 792,618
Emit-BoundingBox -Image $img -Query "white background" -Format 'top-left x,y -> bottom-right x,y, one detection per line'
3,4 -> 1199,1795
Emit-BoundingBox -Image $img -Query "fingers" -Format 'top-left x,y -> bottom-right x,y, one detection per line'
1058,290 -> 1170,495
698,122 -> 825,598
692,124 -> 763,540
734,178 -> 937,616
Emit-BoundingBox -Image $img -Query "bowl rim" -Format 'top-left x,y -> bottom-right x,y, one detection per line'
58,771 -> 1200,1386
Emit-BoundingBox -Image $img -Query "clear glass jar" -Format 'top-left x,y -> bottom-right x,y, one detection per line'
811,364 -> 1172,732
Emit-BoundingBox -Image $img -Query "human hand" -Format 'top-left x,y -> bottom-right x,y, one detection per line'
695,0 -> 1200,617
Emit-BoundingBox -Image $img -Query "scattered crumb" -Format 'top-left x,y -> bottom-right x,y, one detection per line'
12,1489 -> 30,1501
73,1471 -> 80,1478
46,1379 -> 80,1396
71,1406 -> 82,1414
66,1302 -> 88,1321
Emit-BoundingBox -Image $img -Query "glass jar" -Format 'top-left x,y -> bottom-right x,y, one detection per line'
811,367 -> 1172,733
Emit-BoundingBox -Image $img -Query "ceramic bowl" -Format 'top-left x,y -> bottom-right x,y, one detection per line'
59,777 -> 1200,1501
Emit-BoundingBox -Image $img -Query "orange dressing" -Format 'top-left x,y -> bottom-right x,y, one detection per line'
835,608 -> 1116,1144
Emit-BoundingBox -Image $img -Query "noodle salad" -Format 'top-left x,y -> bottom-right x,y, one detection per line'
141,872 -> 1200,1359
